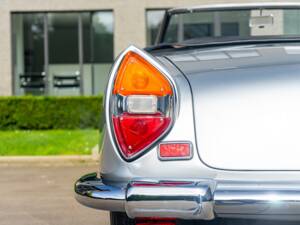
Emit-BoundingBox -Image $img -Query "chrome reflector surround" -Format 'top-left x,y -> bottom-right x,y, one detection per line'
105,45 -> 179,161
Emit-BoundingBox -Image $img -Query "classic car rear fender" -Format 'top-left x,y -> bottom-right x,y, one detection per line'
99,46 -> 205,182
98,45 -> 300,186
75,45 -> 300,221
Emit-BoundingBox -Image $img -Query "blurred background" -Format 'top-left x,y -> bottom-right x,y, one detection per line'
0,0 -> 299,225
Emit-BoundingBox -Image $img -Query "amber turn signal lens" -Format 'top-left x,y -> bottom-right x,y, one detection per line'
113,52 -> 172,96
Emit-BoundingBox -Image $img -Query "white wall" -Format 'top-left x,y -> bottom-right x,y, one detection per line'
1,0 -> 300,95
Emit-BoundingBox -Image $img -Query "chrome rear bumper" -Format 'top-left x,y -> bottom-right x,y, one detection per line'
75,173 -> 300,221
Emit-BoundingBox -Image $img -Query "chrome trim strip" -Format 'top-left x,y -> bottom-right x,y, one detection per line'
125,180 -> 215,220
75,175 -> 300,220
74,173 -> 125,211
169,2 -> 300,14
214,181 -> 300,218
104,45 -> 179,161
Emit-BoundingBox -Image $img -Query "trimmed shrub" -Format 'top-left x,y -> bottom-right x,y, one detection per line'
0,96 -> 103,130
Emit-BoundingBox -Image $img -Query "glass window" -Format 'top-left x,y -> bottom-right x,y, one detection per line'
48,13 -> 79,64
92,12 -> 114,63
221,23 -> 239,36
47,13 -> 81,96
23,14 -> 45,73
162,8 -> 300,44
163,24 -> 178,44
163,11 -> 250,43
91,11 -> 114,95
82,13 -> 91,63
284,10 -> 300,35
184,23 -> 213,39
12,13 -> 46,96
146,9 -> 166,46
12,11 -> 114,96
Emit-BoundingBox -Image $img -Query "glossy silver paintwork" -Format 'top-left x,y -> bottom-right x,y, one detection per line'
165,44 -> 300,171
96,44 -> 300,221
100,46 -> 300,182
75,3 -> 300,221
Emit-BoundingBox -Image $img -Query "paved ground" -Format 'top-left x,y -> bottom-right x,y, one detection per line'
0,161 -> 109,225
2,161 -> 299,225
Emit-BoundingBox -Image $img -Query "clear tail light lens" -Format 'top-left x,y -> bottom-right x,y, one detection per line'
106,47 -> 176,160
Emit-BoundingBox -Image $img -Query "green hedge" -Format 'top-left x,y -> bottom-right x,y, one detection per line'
0,96 -> 103,130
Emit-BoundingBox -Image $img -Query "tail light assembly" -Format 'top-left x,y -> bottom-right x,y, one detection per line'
105,46 -> 177,161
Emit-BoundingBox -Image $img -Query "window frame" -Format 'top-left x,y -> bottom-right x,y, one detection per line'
145,8 -> 168,46
11,10 -> 115,96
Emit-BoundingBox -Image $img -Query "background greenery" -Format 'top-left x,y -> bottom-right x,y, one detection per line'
0,96 -> 103,130
0,96 -> 103,156
0,130 -> 100,156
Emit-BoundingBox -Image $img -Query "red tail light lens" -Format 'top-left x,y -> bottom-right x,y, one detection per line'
107,47 -> 176,160
112,114 -> 171,158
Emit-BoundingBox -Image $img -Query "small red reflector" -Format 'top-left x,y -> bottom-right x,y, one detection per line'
159,142 -> 192,159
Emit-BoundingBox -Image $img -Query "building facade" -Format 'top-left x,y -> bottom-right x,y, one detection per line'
0,0 -> 296,96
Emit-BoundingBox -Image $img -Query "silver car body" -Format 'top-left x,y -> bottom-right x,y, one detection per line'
75,3 -> 300,221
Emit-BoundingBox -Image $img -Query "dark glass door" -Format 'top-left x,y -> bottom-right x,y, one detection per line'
91,11 -> 114,95
12,11 -> 114,96
47,13 -> 81,96
12,13 -> 46,95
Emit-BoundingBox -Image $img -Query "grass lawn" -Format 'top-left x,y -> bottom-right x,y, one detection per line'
0,130 -> 100,156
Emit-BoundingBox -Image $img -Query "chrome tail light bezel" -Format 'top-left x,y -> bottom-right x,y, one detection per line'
105,45 -> 179,161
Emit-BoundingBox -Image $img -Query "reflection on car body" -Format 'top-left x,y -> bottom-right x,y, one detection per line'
75,3 -> 300,225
